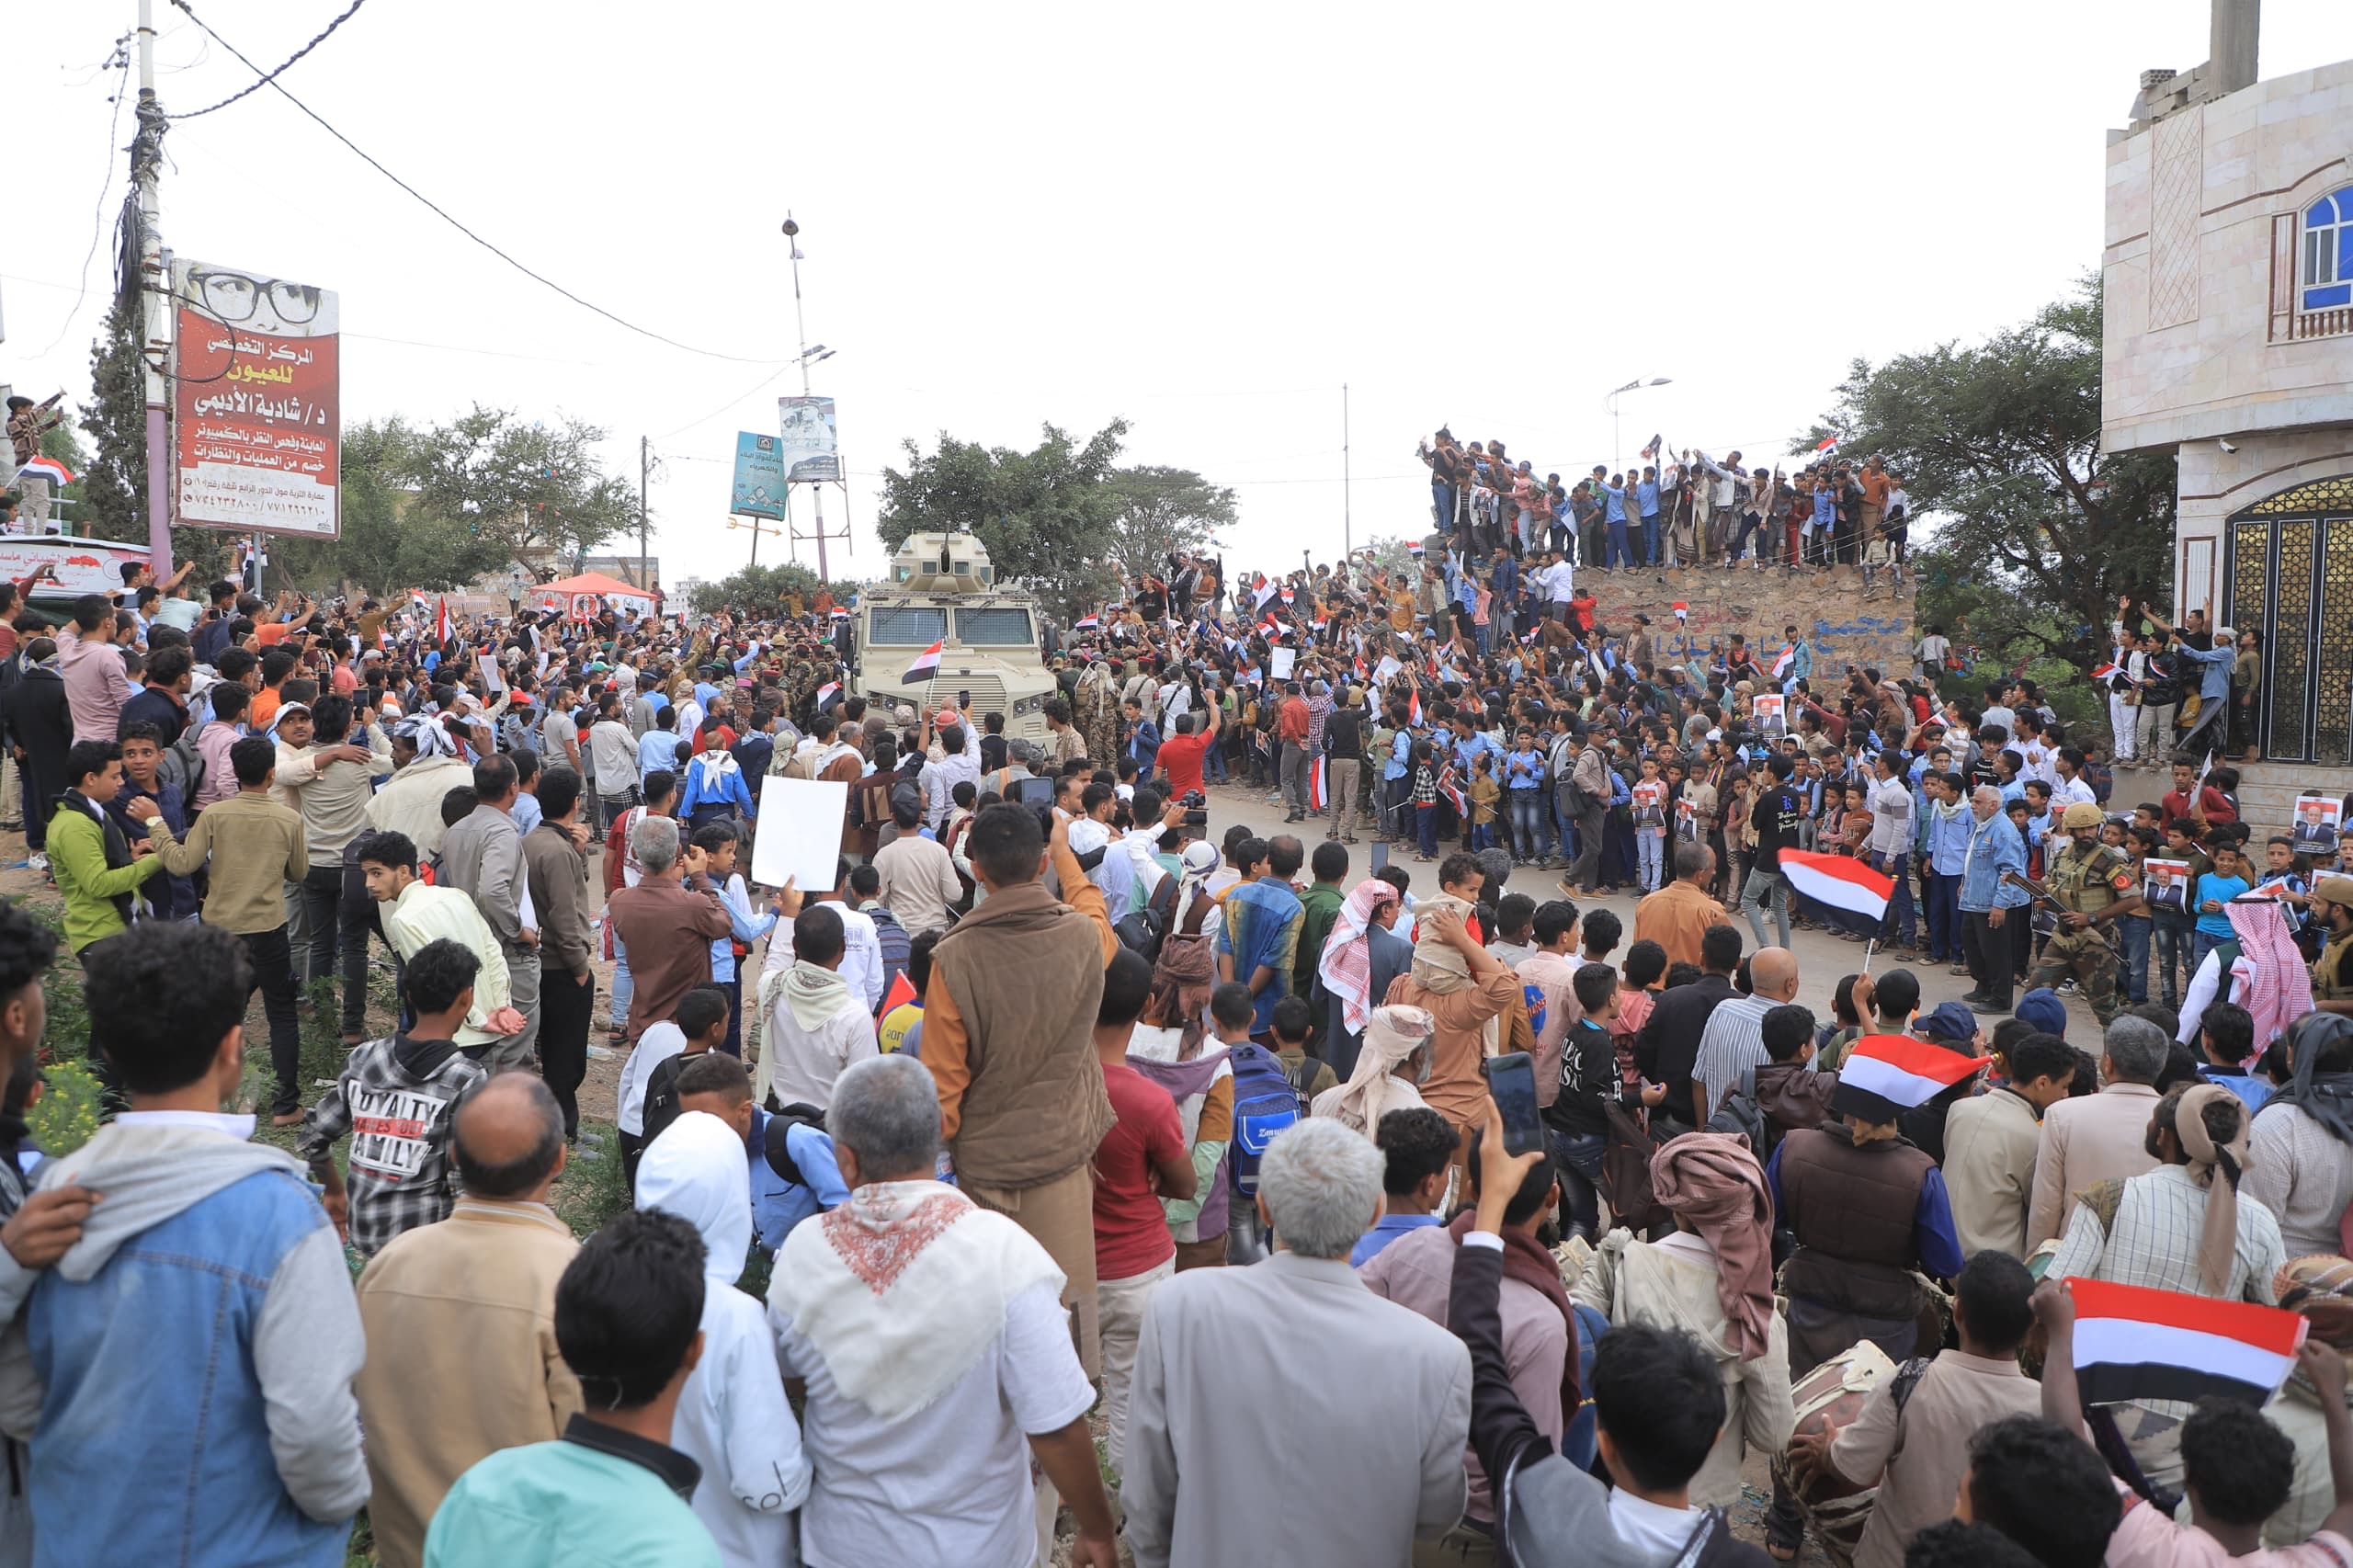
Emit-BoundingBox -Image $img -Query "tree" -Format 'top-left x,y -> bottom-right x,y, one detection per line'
688,562 -> 862,616
77,295 -> 145,541
1799,275 -> 2175,678
402,405 -> 639,568
877,421 -> 1133,619
1103,467 -> 1236,585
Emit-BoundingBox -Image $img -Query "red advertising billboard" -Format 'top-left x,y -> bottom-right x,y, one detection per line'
171,257 -> 340,538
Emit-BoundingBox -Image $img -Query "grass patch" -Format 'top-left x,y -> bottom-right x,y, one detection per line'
551,1117 -> 631,1237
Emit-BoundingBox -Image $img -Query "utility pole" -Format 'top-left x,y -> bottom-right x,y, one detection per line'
135,0 -> 173,576
638,434 -> 650,590
1342,382 -> 1351,560
781,214 -> 847,584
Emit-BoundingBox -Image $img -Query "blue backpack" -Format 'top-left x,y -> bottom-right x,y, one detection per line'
1225,1042 -> 1306,1197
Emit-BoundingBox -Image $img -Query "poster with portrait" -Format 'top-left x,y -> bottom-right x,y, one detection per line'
1751,692 -> 1787,740
777,395 -> 840,482
2143,858 -> 2191,914
730,431 -> 789,518
171,257 -> 339,538
1675,795 -> 1700,842
2291,795 -> 2344,856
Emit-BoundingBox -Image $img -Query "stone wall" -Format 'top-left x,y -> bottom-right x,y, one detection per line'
1578,563 -> 1918,681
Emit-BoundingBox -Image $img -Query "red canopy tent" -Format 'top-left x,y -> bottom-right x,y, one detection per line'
525,572 -> 661,621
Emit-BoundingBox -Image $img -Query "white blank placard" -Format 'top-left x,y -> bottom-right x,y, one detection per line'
752,776 -> 848,891
1269,648 -> 1297,680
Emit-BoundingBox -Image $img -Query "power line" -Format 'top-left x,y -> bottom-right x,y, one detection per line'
165,0 -> 365,118
165,0 -> 795,367
34,38 -> 131,359
654,360 -> 803,441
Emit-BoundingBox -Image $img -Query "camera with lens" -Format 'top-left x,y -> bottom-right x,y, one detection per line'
1179,788 -> 1208,828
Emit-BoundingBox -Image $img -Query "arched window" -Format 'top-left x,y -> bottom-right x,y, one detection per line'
2306,186 -> 2353,310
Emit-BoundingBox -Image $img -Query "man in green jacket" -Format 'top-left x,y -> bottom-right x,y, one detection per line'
48,739 -> 162,957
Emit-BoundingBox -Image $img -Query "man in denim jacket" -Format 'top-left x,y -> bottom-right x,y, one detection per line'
0,922 -> 366,1566
1957,784 -> 2032,1016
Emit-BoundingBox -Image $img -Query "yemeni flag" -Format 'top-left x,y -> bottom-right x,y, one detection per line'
1438,764 -> 1467,819
1256,616 -> 1283,642
1309,756 -> 1328,811
1814,436 -> 1840,455
1779,848 -> 1893,922
1408,689 -> 1423,727
876,969 -> 918,1031
2066,1278 -> 2307,1409
813,681 -> 840,709
17,456 -> 74,487
1673,601 -> 1688,622
1253,574 -> 1278,610
899,639 -> 944,684
1408,540 -> 1425,557
1832,1032 -> 1995,1123
1074,614 -> 1101,632
830,607 -> 852,620
1279,585 -> 1296,606
435,596 -> 451,644
1639,433 -> 1662,461
1771,643 -> 1796,679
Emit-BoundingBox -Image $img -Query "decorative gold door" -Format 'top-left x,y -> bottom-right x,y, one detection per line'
2228,475 -> 2353,765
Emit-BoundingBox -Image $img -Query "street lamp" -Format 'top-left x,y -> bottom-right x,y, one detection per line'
1606,377 -> 1673,473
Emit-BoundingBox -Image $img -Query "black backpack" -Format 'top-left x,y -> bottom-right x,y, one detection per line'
639,1051 -> 695,1149
1113,871 -> 1182,964
761,1103 -> 828,1186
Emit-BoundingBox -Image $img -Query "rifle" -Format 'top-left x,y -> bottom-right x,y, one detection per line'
2001,869 -> 2125,960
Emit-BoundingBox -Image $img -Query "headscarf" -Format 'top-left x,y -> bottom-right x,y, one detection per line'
2173,1083 -> 2254,1297
2275,1255 -> 2353,1353
2224,900 -> 2314,1056
633,1110 -> 751,1288
1319,879 -> 1397,1034
1145,921 -> 1219,1061
1648,1133 -> 1777,1361
1323,1004 -> 1434,1132
394,712 -> 459,760
2274,1012 -> 2353,1148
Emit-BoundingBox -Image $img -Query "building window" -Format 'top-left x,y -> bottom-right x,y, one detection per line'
2305,186 -> 2353,310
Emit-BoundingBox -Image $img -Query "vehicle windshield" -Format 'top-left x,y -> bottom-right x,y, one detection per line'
957,608 -> 1033,646
866,605 -> 948,646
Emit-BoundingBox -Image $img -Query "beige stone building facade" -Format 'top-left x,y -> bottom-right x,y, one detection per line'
2102,6 -> 2353,769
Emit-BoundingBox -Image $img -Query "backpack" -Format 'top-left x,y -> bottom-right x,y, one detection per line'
159,729 -> 207,803
1112,870 -> 1182,964
760,1102 -> 828,1183
1225,1042 -> 1306,1198
868,907 -> 911,1004
640,1051 -> 699,1149
1284,1050 -> 1327,1099
1705,1065 -> 1767,1155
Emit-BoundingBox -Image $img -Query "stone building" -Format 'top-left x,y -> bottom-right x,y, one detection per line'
2101,0 -> 2353,800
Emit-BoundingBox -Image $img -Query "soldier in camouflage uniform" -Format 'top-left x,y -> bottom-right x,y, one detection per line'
2027,801 -> 2145,1026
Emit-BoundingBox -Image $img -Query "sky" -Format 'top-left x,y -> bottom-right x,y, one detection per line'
7,1 -> 2352,597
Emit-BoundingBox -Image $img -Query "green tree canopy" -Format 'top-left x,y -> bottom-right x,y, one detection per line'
688,562 -> 863,616
1800,275 -> 2175,676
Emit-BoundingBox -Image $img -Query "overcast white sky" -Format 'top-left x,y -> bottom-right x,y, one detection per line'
7,1 -> 2352,593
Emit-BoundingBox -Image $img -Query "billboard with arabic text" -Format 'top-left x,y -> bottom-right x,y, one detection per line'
171,256 -> 340,538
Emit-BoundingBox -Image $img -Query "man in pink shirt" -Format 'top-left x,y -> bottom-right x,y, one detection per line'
56,595 -> 134,744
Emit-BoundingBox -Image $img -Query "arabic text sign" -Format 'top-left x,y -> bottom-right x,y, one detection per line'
171,258 -> 340,538
732,432 -> 789,519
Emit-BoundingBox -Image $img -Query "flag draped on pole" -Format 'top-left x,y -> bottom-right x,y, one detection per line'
899,639 -> 944,684
435,597 -> 451,644
1309,757 -> 1328,812
1778,849 -> 1893,922
2065,1278 -> 2307,1409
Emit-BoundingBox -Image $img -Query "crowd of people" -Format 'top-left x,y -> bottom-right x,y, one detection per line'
0,497 -> 2337,1568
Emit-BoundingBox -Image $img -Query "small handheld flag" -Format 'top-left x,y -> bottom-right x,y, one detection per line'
436,596 -> 451,644
2064,1278 -> 2307,1409
1771,644 -> 1796,679
1407,540 -> 1425,557
1074,615 -> 1101,632
1640,433 -> 1662,462
1831,1032 -> 1992,1124
813,681 -> 841,709
876,969 -> 919,1031
1814,436 -> 1840,454
1408,689 -> 1423,727
899,639 -> 945,685
1438,764 -> 1467,819
1672,601 -> 1688,622
1309,756 -> 1328,812
17,456 -> 74,488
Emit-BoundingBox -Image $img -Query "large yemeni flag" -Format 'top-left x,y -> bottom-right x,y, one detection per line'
2066,1278 -> 2307,1409
1779,848 -> 1893,921
1770,643 -> 1796,679
435,596 -> 451,644
1309,756 -> 1328,812
899,639 -> 944,684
